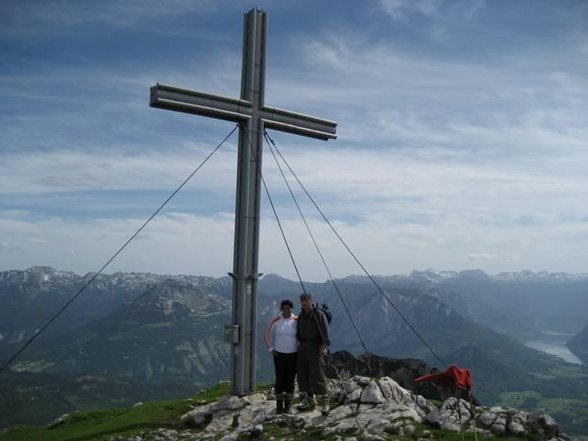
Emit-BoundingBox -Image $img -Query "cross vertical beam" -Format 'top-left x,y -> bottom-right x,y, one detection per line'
231,9 -> 266,396
150,9 -> 337,395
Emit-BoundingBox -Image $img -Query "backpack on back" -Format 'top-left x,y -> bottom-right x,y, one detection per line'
315,302 -> 332,324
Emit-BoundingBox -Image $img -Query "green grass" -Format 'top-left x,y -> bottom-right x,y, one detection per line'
10,359 -> 55,373
547,365 -> 588,379
498,390 -> 543,408
497,390 -> 588,436
0,382 -> 230,441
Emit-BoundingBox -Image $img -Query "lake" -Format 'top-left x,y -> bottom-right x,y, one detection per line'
524,331 -> 583,365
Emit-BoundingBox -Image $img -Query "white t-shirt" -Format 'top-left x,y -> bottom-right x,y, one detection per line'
264,314 -> 298,354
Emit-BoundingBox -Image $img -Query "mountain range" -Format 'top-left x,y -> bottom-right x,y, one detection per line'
0,266 -> 586,435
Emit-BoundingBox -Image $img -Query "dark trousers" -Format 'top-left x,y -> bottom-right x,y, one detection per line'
274,351 -> 297,396
296,345 -> 327,395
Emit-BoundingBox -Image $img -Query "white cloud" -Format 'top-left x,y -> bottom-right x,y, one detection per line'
466,252 -> 518,263
2,163 -> 587,280
1,1 -> 587,278
0,144 -> 239,194
0,213 -> 235,276
379,0 -> 444,21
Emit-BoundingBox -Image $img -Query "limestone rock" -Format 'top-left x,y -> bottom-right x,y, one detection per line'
360,380 -> 385,404
428,399 -> 570,441
119,376 -> 570,441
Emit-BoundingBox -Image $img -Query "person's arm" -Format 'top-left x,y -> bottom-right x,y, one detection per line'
319,310 -> 330,347
318,310 -> 330,357
264,316 -> 280,352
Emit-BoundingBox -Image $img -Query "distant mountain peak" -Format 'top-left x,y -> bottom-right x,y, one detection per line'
131,279 -> 229,315
410,269 -> 459,282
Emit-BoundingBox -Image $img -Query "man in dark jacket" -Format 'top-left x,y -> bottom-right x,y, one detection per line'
296,292 -> 330,415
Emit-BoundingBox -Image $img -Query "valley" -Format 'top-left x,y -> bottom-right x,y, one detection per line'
0,267 -> 586,436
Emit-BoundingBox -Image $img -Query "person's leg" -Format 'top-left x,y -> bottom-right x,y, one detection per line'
296,349 -> 309,394
308,350 -> 327,395
274,352 -> 286,414
308,349 -> 329,415
283,352 -> 297,413
296,349 -> 315,411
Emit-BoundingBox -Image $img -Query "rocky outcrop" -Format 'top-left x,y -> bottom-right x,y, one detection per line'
428,397 -> 566,439
150,376 -> 569,441
326,351 -> 471,403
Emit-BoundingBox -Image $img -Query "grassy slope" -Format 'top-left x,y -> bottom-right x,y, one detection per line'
0,383 -> 230,441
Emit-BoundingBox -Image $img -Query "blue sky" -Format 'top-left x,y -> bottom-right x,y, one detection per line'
1,0 -> 587,281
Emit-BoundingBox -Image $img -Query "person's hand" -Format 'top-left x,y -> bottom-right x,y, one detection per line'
319,345 -> 328,358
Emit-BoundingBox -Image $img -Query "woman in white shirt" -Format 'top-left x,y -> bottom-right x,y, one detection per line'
264,299 -> 298,414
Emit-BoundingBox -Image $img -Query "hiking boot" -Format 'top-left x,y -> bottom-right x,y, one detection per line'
296,396 -> 316,412
319,395 -> 330,416
283,399 -> 292,414
282,392 -> 293,414
297,391 -> 308,402
276,399 -> 284,414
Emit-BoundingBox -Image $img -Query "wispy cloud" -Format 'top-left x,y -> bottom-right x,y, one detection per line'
1,1 -> 586,277
0,0 -> 218,34
379,0 -> 445,21
0,146 -> 240,195
466,252 -> 517,262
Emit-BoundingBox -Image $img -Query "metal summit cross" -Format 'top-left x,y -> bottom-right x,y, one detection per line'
150,9 -> 337,395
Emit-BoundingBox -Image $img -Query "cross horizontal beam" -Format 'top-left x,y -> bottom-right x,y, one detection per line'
151,83 -> 337,140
